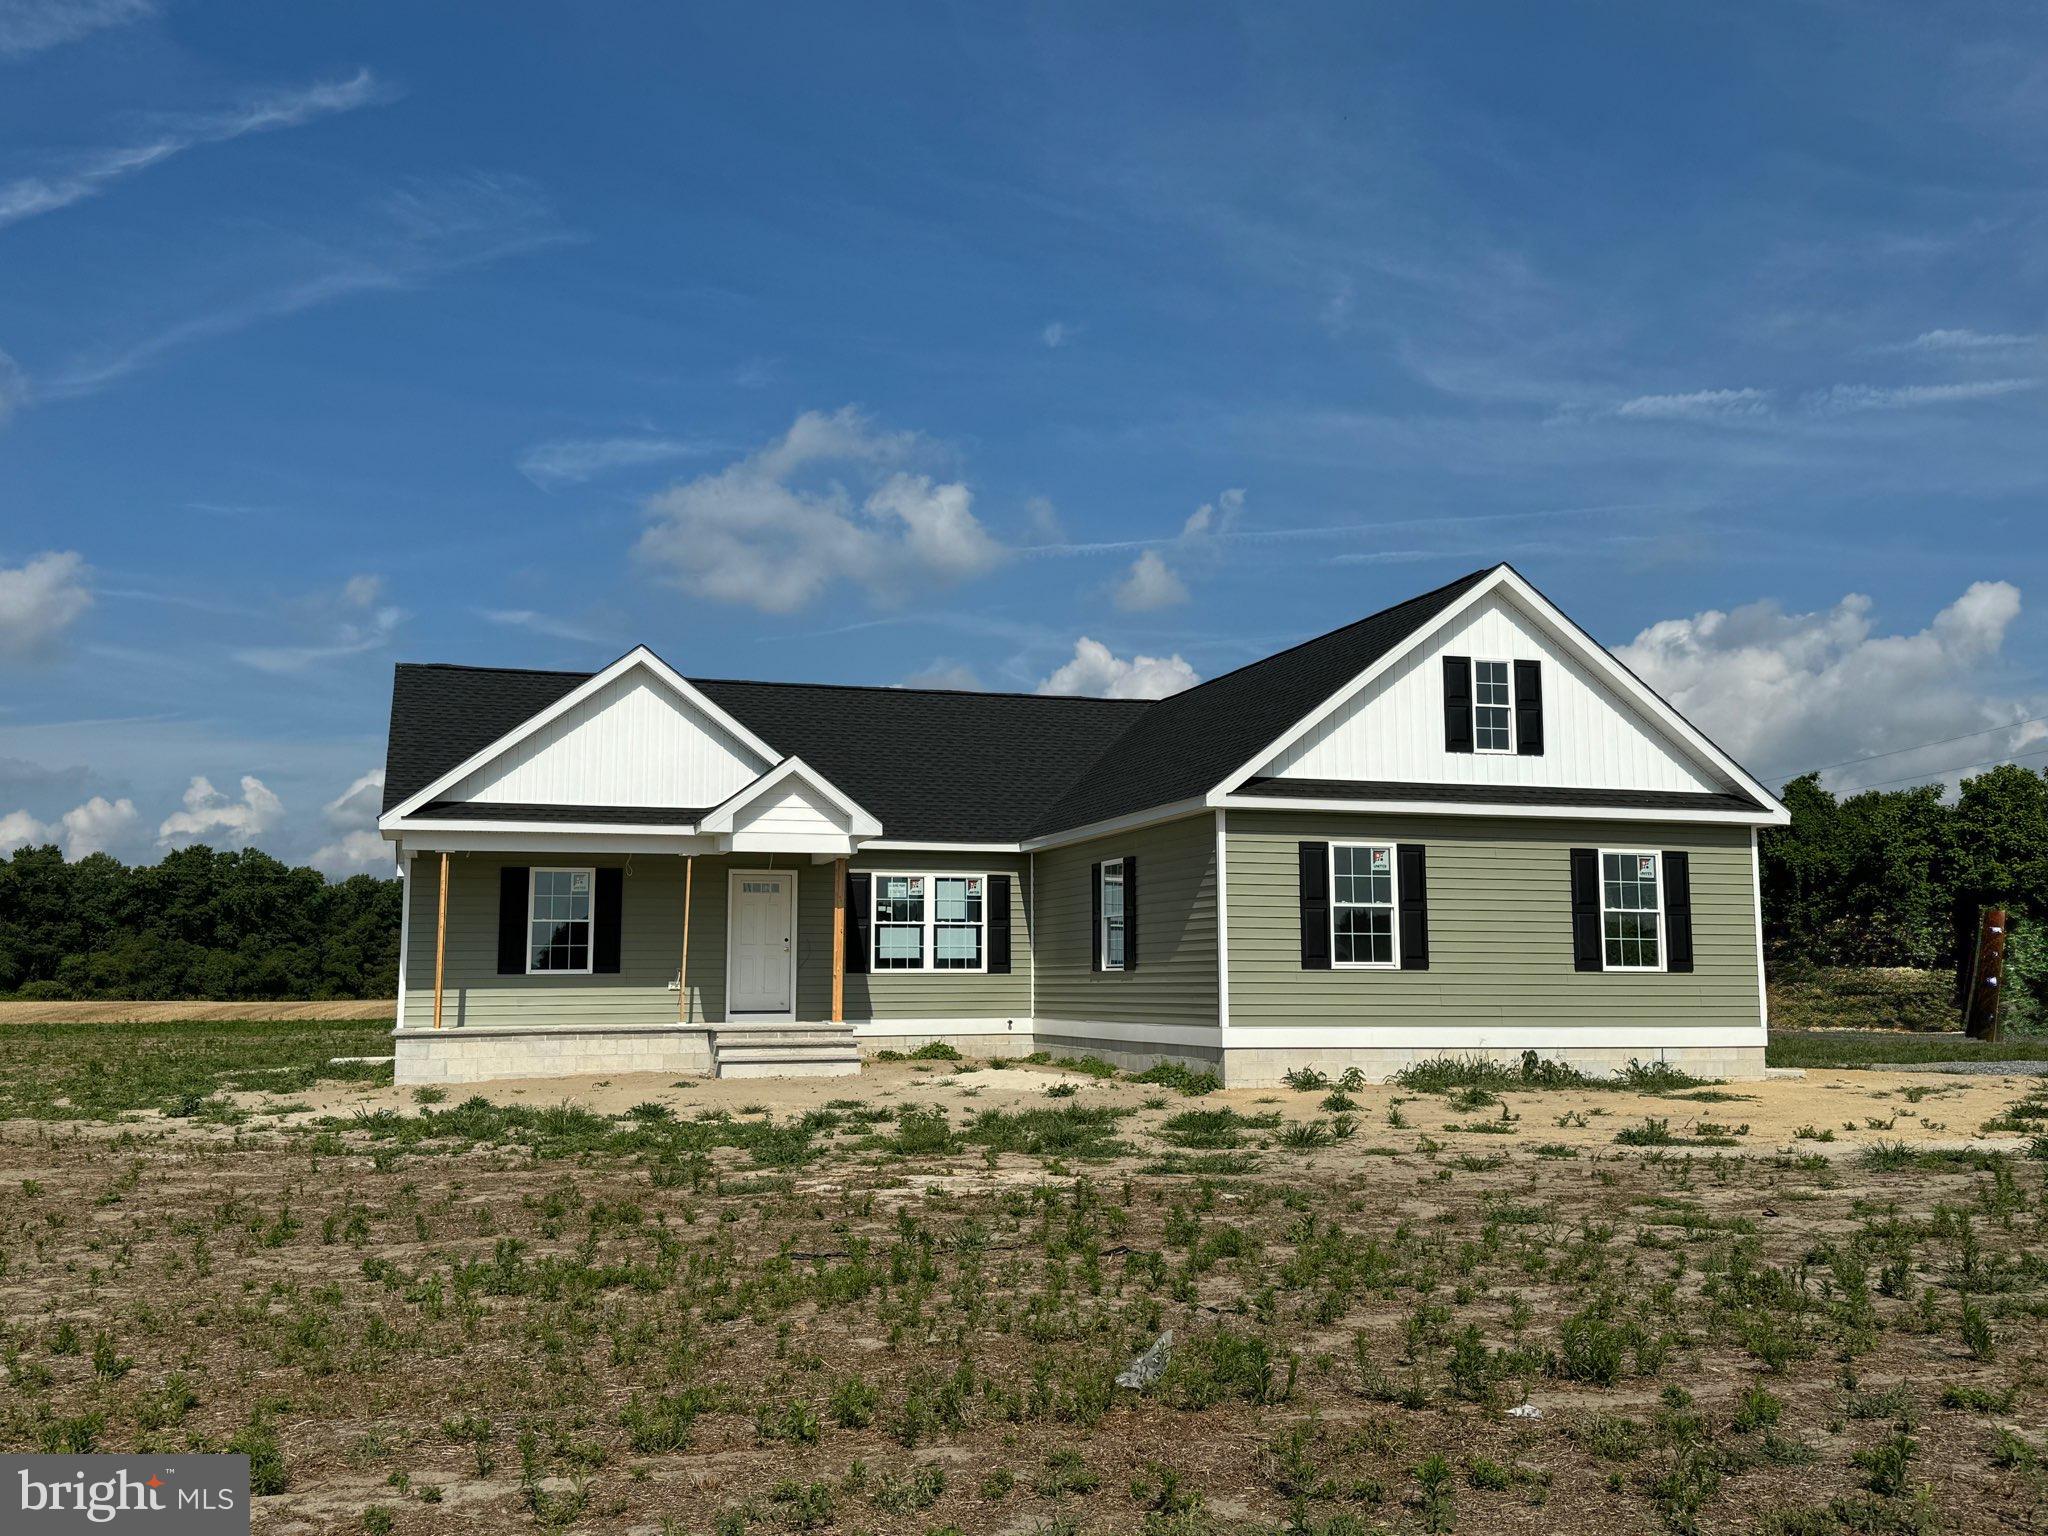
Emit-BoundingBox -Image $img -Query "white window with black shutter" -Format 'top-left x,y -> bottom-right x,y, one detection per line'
1569,848 -> 1692,974
865,872 -> 990,972
1444,655 -> 1544,757
1091,856 -> 1137,972
497,864 -> 622,976
1300,840 -> 1429,971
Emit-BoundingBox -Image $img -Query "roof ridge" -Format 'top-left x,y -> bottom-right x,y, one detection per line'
695,675 -> 1151,706
1145,563 -> 1498,706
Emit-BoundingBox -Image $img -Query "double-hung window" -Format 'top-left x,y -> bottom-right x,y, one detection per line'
1473,659 -> 1513,752
529,867 -> 594,973
1601,851 -> 1662,970
873,872 -> 986,972
1099,859 -> 1126,970
1331,843 -> 1397,966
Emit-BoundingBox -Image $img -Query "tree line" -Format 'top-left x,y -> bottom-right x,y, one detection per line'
2,763 -> 2045,1007
0,844 -> 399,1000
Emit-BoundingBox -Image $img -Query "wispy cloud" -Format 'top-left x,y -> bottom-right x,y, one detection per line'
1040,319 -> 1080,349
0,68 -> 389,232
1805,378 -> 2040,414
0,0 -> 153,58
232,573 -> 403,674
1613,387 -> 1772,421
40,173 -> 571,399
1886,328 -> 2043,352
516,435 -> 724,489
478,608 -> 610,645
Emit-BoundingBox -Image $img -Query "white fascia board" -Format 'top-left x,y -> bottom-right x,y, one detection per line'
1212,792 -> 1786,826
863,839 -> 1025,853
383,645 -> 781,821
1207,564 -> 1787,819
696,755 -> 883,838
1018,796 -> 1209,852
390,829 -> 721,855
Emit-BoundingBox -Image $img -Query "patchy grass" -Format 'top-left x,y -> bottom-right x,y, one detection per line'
1768,1031 -> 2048,1069
1767,965 -> 1959,1033
0,1017 -> 393,1120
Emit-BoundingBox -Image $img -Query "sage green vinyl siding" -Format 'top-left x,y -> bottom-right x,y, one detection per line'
401,849 -> 1029,1027
1224,811 -> 1760,1031
401,853 -> 686,1029
1034,814 -> 1219,1029
839,852 -> 1032,1020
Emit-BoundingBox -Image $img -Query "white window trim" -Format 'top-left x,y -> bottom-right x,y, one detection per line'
527,865 -> 596,976
1097,858 -> 1126,973
1598,847 -> 1667,973
870,870 -> 990,974
1330,841 -> 1400,970
1472,657 -> 1515,755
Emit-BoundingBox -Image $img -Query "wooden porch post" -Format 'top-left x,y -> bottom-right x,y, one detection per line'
831,857 -> 847,1023
677,856 -> 695,1021
431,850 -> 449,1030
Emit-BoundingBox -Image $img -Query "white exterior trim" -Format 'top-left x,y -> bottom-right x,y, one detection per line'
394,852 -> 413,1031
1751,826 -> 1770,1032
380,646 -> 781,825
1214,809 -> 1230,1033
1206,1023 -> 1768,1050
1596,847 -> 1667,973
524,866 -> 597,976
1211,792 -> 1780,826
849,1016 -> 1031,1039
865,869 -> 992,974
1209,566 -> 1788,821
725,866 -> 799,1022
863,839 -> 1024,853
1019,797 -> 1209,852
1329,839 -> 1400,969
387,830 -> 719,856
698,754 -> 882,839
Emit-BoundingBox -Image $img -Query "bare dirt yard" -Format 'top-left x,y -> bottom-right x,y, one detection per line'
1,1024 -> 2044,1535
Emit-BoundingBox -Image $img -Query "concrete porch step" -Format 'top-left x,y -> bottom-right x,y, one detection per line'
711,1019 -> 861,1078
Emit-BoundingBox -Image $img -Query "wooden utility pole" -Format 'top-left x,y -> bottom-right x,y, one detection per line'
1965,906 -> 2008,1041
677,856 -> 695,1021
831,857 -> 847,1023
432,850 -> 449,1030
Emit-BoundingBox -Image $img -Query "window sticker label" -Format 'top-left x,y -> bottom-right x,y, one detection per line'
1637,856 -> 1655,878
569,873 -> 589,893
1370,849 -> 1390,873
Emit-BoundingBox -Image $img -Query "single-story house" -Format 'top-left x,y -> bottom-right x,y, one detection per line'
377,563 -> 1786,1085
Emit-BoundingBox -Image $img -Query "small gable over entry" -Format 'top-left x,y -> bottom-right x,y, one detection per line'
698,757 -> 883,855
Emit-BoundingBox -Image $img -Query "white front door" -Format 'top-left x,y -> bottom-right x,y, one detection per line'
728,871 -> 795,1016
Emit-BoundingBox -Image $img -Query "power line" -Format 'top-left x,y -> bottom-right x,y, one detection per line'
1763,712 -> 2048,782
1826,743 -> 2048,795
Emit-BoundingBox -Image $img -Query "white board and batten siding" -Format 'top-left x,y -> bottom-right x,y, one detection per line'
726,780 -> 855,853
448,671 -> 770,808
1261,591 -> 1733,796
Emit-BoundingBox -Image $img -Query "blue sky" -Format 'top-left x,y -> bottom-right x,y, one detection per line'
3,0 -> 2046,872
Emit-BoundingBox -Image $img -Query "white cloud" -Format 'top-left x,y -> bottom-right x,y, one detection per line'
1893,328 -> 2042,352
157,774 -> 284,847
516,435 -> 720,489
635,407 -> 1005,614
0,795 -> 139,859
1805,379 -> 2039,414
310,769 -> 388,876
1041,320 -> 1079,349
0,550 -> 92,663
1614,388 -> 1772,421
0,347 -> 25,424
1181,487 -> 1245,543
479,608 -> 608,645
1115,548 -> 1189,611
1023,496 -> 1065,543
234,572 -> 402,673
1037,638 -> 1200,700
0,69 -> 387,232
0,0 -> 153,57
899,660 -> 982,691
1618,580 -> 2044,793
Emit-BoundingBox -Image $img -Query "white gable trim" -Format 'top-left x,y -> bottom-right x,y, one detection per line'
1212,792 -> 1781,826
1207,566 -> 1787,821
698,756 -> 883,839
380,646 -> 781,825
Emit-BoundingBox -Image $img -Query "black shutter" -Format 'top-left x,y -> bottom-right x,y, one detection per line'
845,872 -> 870,974
497,865 -> 528,974
1397,843 -> 1429,971
1121,856 -> 1139,971
1090,862 -> 1103,972
1443,656 -> 1474,753
1513,659 -> 1545,756
593,867 -> 624,974
987,874 -> 1012,973
1298,841 -> 1331,969
1663,852 -> 1693,973
1570,848 -> 1603,972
